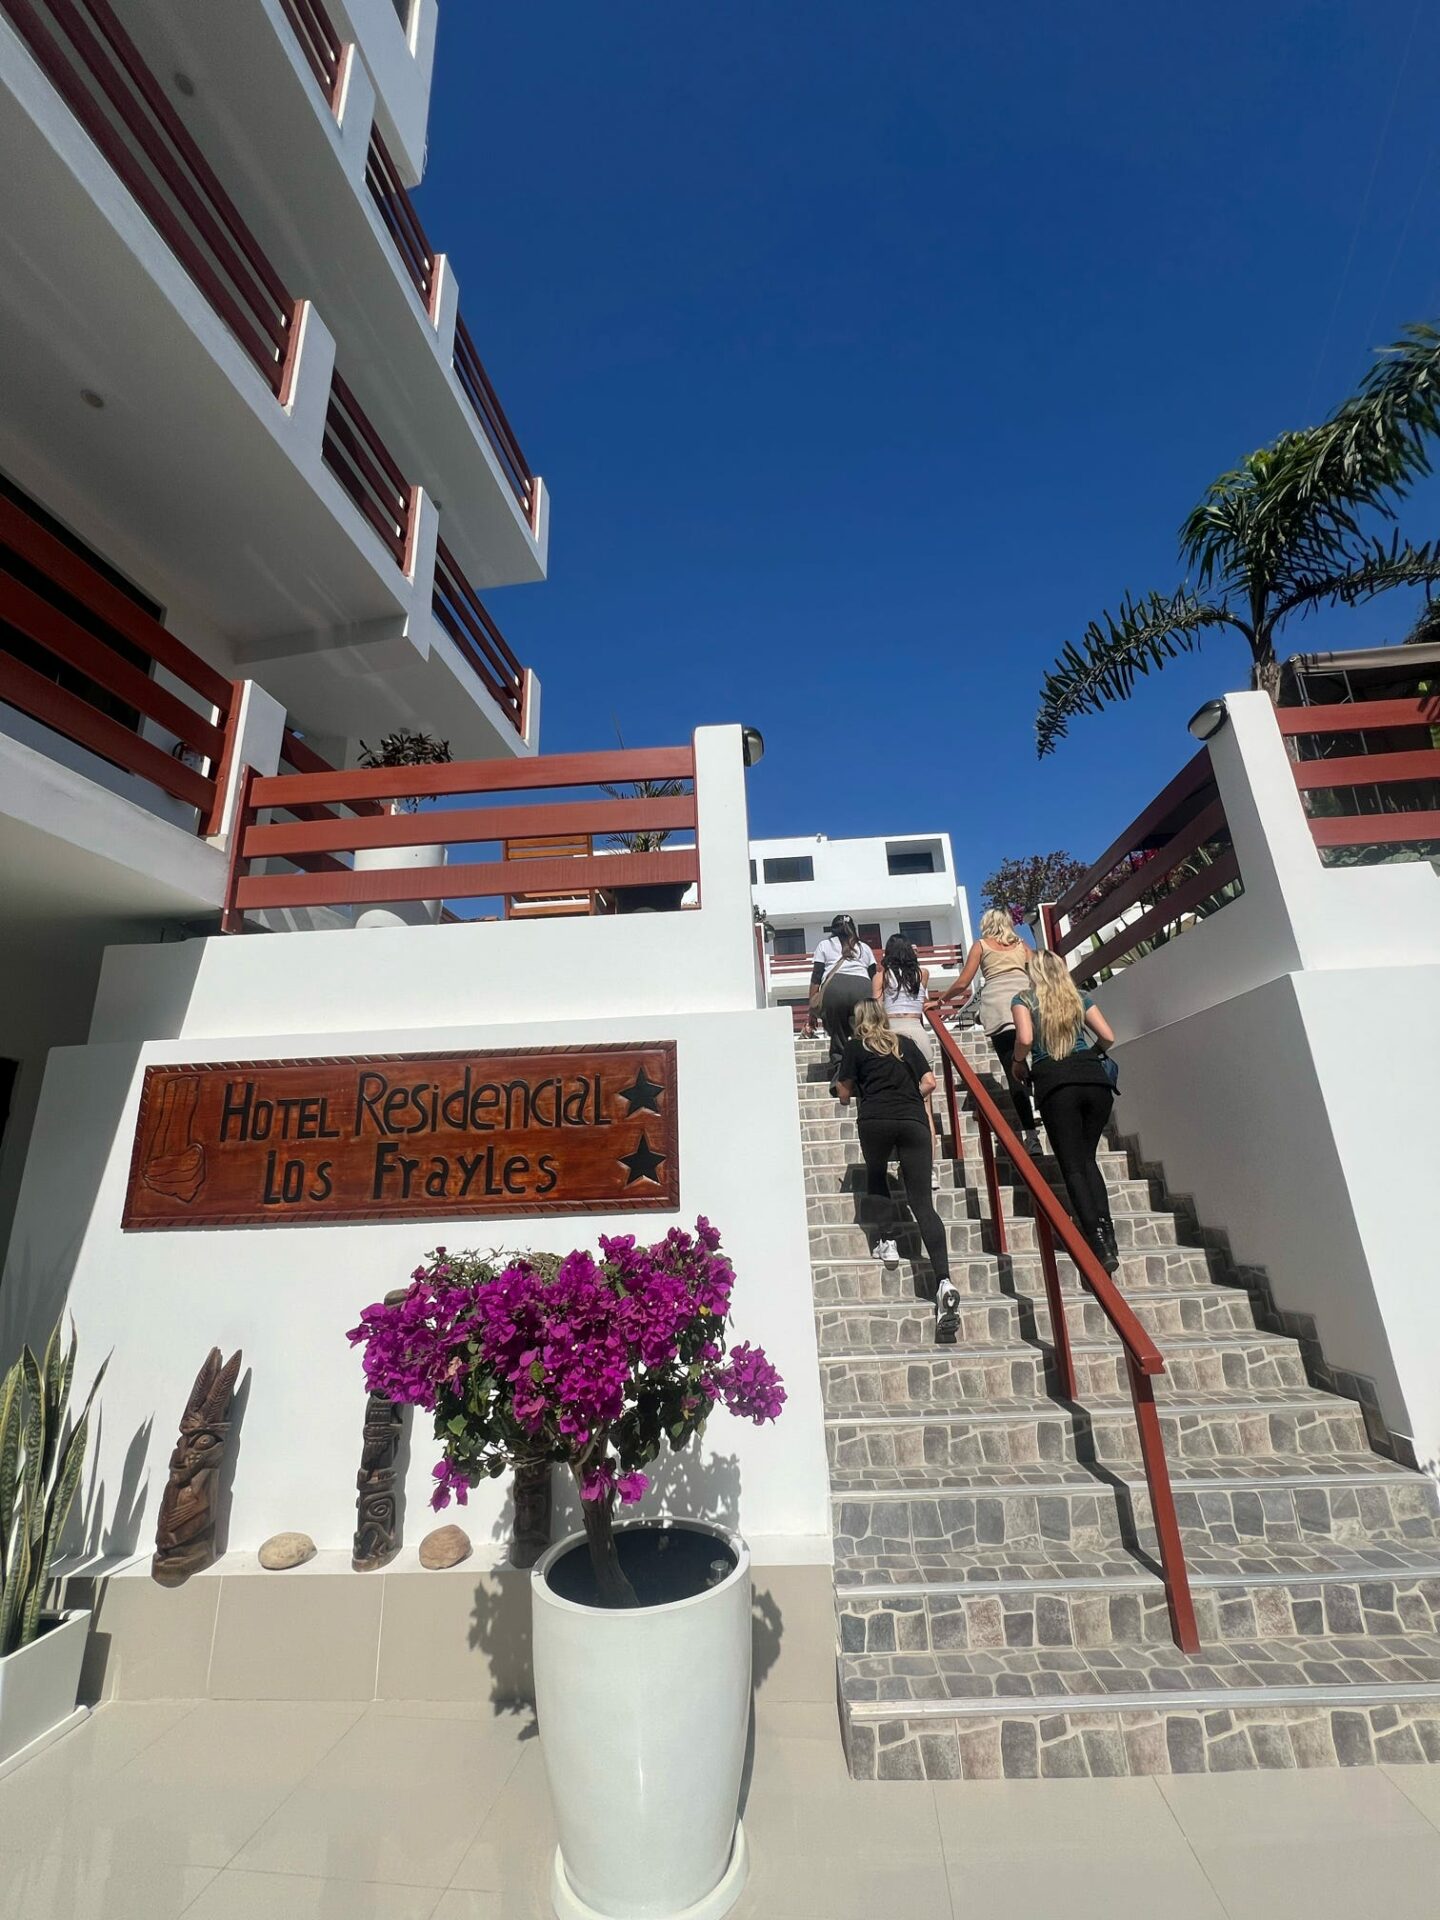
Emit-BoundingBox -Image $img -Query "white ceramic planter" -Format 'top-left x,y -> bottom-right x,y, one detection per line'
0,1611 -> 89,1770
532,1519 -> 752,1920
353,840 -> 446,930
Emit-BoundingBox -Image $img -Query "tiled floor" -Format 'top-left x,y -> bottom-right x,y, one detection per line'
2,1695 -> 1439,1919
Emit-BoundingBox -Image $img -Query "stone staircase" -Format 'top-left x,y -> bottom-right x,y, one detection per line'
796,1029 -> 1440,1780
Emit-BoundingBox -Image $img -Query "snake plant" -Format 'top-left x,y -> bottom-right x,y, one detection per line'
0,1319 -> 107,1658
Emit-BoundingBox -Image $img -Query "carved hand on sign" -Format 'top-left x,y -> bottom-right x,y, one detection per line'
141,1074 -> 207,1204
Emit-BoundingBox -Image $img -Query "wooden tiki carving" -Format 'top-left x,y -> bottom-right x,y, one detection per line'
152,1347 -> 243,1586
352,1288 -> 409,1572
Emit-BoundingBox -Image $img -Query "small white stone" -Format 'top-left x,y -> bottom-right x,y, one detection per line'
258,1531 -> 315,1570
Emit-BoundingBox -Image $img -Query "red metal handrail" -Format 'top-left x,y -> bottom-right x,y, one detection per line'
365,124 -> 436,311
432,539 -> 525,733
922,1007 -> 1200,1654
454,316 -> 536,523
0,491 -> 233,829
4,0 -> 299,395
222,745 -> 698,931
1278,696 -> 1440,853
276,0 -> 345,107
323,370 -> 415,567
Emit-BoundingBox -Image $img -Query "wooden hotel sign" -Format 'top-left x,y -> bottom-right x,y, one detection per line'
122,1043 -> 679,1229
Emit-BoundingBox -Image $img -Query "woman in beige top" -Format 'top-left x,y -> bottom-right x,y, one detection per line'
931,909 -> 1041,1151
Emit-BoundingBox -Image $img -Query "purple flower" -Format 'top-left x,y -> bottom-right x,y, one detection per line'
715,1342 -> 786,1424
431,1457 -> 472,1511
616,1472 -> 649,1504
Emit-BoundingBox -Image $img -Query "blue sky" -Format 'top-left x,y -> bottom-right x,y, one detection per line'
418,0 -> 1440,910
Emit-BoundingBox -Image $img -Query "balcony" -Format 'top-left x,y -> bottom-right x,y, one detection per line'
0,0 -> 535,758
104,0 -> 548,591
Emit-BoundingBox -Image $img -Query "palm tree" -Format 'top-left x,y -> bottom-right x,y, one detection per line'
1034,324 -> 1440,757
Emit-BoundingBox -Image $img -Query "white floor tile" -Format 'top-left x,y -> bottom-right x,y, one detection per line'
0,1852 -> 217,1920
1384,1762 -> 1440,1833
1191,1832 -> 1440,1920
185,1868 -> 444,1918
943,1843 -> 1225,1920
1158,1762 -> 1434,1847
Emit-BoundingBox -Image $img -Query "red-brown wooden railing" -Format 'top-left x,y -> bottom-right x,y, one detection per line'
1042,749 -> 1242,986
454,317 -> 537,525
277,0 -> 345,107
323,370 -> 416,567
1278,696 -> 1440,853
922,1008 -> 1199,1653
432,540 -> 526,735
0,492 -> 234,830
365,124 -> 436,311
221,746 -> 697,932
3,0 -> 300,396
767,942 -> 965,977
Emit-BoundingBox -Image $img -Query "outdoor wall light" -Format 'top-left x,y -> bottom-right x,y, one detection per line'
741,726 -> 765,768
1187,698 -> 1229,742
79,390 -> 105,410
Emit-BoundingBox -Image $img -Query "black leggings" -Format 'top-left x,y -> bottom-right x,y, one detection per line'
857,1116 -> 951,1289
821,975 -> 872,1078
990,1027 -> 1037,1133
1038,1082 -> 1115,1246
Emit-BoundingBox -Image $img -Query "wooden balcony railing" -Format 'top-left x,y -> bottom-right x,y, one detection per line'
432,540 -> 526,735
322,370 -> 416,568
767,942 -> 964,977
454,317 -> 536,525
365,124 -> 436,311
1044,750 -> 1243,986
3,0 -> 299,396
0,491 -> 234,831
277,0 -> 345,107
1279,695 -> 1440,859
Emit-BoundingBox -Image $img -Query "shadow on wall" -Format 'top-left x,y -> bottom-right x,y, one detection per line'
78,1408 -> 153,1563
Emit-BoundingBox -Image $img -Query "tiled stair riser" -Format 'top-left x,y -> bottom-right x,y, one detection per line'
813,1290 -> 1262,1351
805,1182 -> 1158,1219
808,1212 -> 1182,1259
809,1247 -> 1232,1299
820,1339 -> 1312,1407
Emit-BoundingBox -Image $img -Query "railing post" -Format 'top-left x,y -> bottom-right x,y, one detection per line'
1126,1352 -> 1200,1654
941,1050 -> 963,1173
1035,1214 -> 1077,1402
976,1116 -> 1007,1255
221,764 -> 257,934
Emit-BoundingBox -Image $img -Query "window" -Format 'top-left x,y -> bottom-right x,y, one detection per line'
749,860 -> 756,884
773,929 -> 806,956
762,856 -> 814,884
858,923 -> 882,951
899,920 -> 933,947
887,847 -> 936,876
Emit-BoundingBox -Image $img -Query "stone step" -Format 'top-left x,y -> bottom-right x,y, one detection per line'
801,1144 -> 1135,1180
808,1210 -> 1183,1262
814,1288 -> 1261,1354
834,1540 -> 1440,1655
828,1459 -> 1440,1561
806,1179 -> 1158,1221
839,1635 -> 1440,1779
819,1332 -> 1312,1407
825,1389 -> 1373,1475
808,1247 -> 1233,1301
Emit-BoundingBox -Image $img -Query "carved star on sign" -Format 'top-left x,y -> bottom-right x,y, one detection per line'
619,1132 -> 667,1187
617,1067 -> 666,1117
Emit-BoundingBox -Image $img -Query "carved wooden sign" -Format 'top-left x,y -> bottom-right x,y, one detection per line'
122,1043 -> 679,1229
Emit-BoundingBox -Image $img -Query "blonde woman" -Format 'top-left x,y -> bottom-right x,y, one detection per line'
835,1000 -> 961,1342
1010,950 -> 1119,1272
933,909 -> 1041,1153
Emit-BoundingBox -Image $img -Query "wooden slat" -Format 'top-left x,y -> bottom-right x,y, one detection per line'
244,795 -> 697,860
1072,850 -> 1241,988
0,649 -> 213,811
1276,697 -> 1440,735
0,494 -> 231,708
1292,749 -> 1440,789
1308,811 -> 1440,848
251,746 -> 695,810
453,315 -> 533,512
1053,750 -> 1214,917
1057,797 -> 1228,958
0,571 -> 224,758
235,848 -> 698,910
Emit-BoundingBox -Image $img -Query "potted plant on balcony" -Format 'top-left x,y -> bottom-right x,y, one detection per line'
0,1319 -> 107,1769
598,770 -> 692,915
353,729 -> 453,929
348,1220 -> 784,1920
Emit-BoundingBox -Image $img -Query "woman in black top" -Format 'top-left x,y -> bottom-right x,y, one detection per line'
836,1000 -> 961,1342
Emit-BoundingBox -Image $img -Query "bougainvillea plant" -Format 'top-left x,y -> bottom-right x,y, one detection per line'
346,1219 -> 784,1608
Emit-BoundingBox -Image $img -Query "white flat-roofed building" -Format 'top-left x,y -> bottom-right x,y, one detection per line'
750,831 -> 973,1016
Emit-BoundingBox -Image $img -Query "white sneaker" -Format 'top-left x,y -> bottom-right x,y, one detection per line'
930,1166 -> 941,1191
1021,1129 -> 1042,1156
934,1283 -> 961,1343
876,1238 -> 901,1270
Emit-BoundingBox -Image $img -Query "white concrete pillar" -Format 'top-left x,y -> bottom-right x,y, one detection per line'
429,253 -> 459,358
281,301 -> 338,463
332,41 -> 378,188
208,680 -> 286,850
1204,691 -> 1309,973
693,726 -> 760,1005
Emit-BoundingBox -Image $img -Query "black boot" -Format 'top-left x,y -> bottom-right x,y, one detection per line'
1094,1219 -> 1120,1275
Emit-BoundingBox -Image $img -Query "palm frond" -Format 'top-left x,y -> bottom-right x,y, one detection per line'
1034,591 -> 1243,758
1272,534 -> 1440,622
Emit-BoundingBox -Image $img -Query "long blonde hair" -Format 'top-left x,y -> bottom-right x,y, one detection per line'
979,909 -> 1021,946
852,998 -> 900,1057
1028,949 -> 1085,1059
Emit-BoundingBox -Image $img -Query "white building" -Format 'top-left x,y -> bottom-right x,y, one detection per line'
750,831 -> 973,1017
